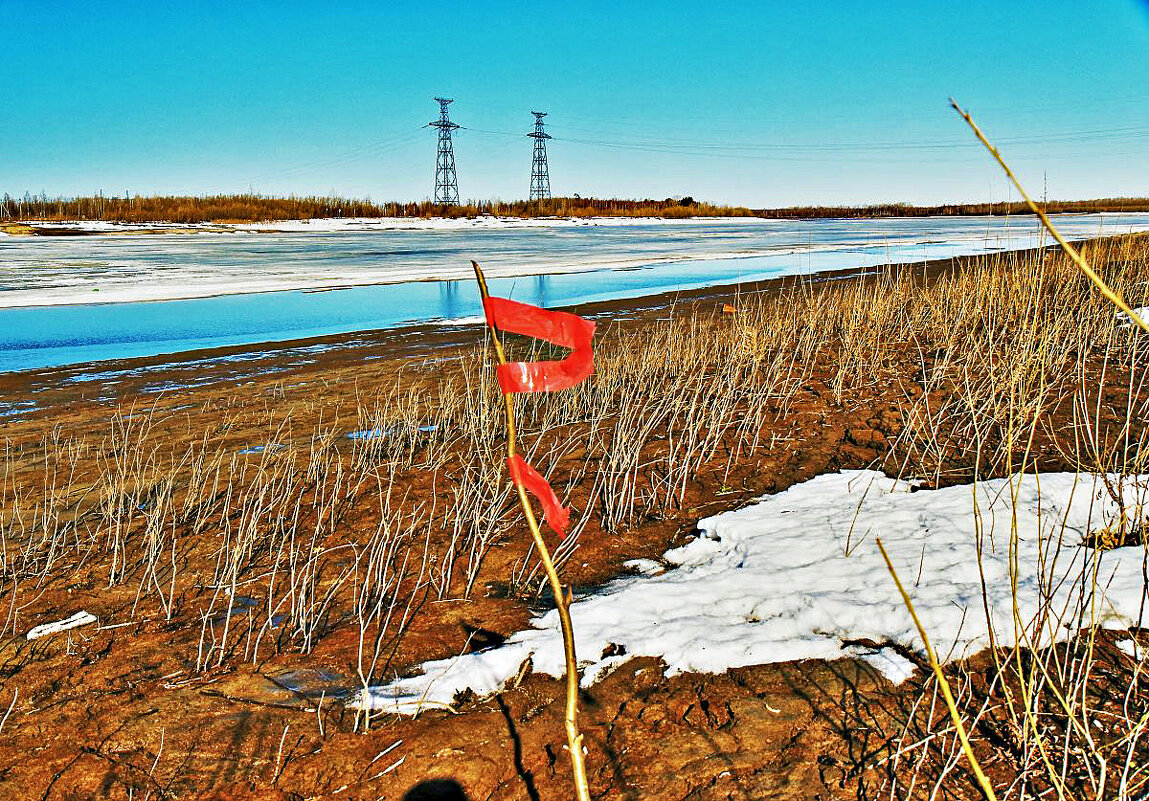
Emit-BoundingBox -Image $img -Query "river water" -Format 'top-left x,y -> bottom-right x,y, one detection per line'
2,214 -> 1148,373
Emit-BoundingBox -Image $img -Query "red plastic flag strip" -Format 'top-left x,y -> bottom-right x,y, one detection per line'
482,296 -> 597,536
482,297 -> 596,394
507,454 -> 572,536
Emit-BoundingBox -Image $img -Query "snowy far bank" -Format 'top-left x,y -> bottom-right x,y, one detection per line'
353,470 -> 1149,714
2,215 -> 738,236
6,212 -> 1149,237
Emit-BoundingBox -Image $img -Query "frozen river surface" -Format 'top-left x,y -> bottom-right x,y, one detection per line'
2,214 -> 1148,372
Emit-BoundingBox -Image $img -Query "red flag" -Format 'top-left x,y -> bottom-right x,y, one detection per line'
507,454 -> 571,536
482,297 -> 596,394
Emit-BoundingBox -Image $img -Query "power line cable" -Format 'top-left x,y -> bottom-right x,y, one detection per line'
243,127 -> 426,186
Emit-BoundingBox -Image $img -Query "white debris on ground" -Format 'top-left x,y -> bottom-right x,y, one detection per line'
622,558 -> 665,576
26,611 -> 98,640
1120,307 -> 1149,329
352,470 -> 1149,714
1116,639 -> 1142,660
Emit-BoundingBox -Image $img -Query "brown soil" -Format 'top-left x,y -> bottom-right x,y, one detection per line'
0,241 -> 1144,800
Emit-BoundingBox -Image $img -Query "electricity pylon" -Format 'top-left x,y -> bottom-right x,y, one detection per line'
430,97 -> 460,204
528,111 -> 551,201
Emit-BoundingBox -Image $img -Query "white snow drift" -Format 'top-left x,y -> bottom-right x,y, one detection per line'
26,610 -> 98,640
353,470 -> 1149,713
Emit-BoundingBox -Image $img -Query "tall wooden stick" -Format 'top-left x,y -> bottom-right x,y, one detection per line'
471,260 -> 592,801
950,98 -> 1149,334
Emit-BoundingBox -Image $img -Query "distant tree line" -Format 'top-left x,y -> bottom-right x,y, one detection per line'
3,191 -> 1148,224
758,198 -> 1149,218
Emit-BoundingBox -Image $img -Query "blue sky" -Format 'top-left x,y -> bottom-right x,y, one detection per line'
4,1 -> 1148,206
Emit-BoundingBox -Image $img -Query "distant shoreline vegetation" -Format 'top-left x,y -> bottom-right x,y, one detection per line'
3,193 -> 1149,224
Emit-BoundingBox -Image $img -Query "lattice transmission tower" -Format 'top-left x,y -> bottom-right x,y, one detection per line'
528,111 -> 551,201
429,97 -> 460,204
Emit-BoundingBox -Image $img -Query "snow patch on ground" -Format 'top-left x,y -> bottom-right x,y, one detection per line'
353,470 -> 1149,714
1116,639 -> 1142,660
1126,307 -> 1149,329
27,610 -> 98,640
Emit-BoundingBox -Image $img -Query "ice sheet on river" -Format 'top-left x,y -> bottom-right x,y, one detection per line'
5,214 -> 1149,308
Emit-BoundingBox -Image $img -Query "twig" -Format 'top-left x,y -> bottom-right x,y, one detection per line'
274,723 -> 290,784
471,260 -> 593,801
0,688 -> 17,734
950,98 -> 1149,334
877,537 -> 999,801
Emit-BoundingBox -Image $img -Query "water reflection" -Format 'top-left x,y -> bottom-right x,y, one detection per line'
534,273 -> 549,308
439,279 -> 462,320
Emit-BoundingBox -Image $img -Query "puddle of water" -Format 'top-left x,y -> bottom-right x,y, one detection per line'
207,594 -> 288,630
209,666 -> 353,709
237,444 -> 288,455
0,401 -> 36,419
347,424 -> 438,441
271,668 -> 353,700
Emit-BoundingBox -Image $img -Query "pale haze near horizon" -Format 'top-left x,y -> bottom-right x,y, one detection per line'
4,0 -> 1149,208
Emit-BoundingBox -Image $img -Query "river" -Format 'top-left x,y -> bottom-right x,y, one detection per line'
2,213 -> 1148,373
